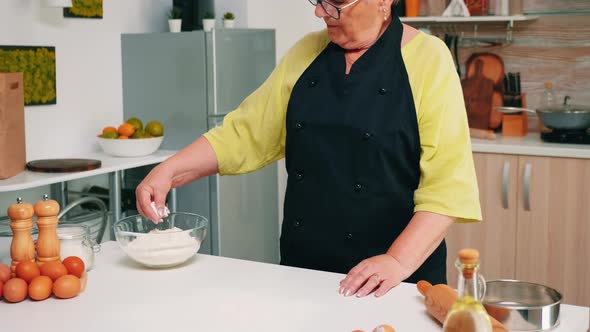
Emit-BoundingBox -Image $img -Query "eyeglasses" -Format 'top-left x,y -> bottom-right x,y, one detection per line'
308,0 -> 362,20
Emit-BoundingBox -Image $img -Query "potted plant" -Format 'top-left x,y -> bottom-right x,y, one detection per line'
168,6 -> 183,33
202,11 -> 215,32
223,12 -> 235,28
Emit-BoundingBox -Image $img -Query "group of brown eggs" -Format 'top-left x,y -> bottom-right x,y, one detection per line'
0,256 -> 86,303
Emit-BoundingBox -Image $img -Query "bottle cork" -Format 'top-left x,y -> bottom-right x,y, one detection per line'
458,248 -> 480,279
7,197 -> 36,277
34,195 -> 61,266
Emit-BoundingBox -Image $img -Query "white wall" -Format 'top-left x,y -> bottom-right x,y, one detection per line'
0,0 -> 170,161
214,0 -> 248,27
245,1 -> 325,223
0,0 -> 170,211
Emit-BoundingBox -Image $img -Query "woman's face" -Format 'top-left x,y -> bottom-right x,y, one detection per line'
316,0 -> 394,50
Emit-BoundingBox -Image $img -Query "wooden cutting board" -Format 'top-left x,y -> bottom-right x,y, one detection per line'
462,59 -> 495,130
461,53 -> 504,129
26,159 -> 101,173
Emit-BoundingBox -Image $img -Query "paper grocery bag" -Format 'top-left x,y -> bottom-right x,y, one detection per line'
0,73 -> 26,179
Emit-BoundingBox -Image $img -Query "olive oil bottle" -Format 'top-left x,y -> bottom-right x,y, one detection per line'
443,249 -> 492,332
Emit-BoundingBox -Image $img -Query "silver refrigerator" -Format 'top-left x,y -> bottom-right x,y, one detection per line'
121,29 -> 279,264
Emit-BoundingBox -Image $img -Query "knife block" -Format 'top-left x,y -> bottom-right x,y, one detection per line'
502,93 -> 528,137
0,73 -> 26,179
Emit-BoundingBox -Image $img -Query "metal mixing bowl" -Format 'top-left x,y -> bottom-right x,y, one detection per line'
483,280 -> 562,332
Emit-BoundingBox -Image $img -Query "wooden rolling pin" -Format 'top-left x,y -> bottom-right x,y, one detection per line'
417,281 -> 508,332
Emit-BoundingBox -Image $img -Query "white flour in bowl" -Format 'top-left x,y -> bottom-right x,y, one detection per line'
125,227 -> 200,267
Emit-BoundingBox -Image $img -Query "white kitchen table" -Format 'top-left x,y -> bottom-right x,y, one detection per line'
1,241 -> 588,332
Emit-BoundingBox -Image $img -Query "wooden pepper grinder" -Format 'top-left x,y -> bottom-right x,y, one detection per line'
8,197 -> 36,277
34,195 -> 61,266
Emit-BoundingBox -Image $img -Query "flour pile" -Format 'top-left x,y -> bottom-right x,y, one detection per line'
125,227 -> 200,267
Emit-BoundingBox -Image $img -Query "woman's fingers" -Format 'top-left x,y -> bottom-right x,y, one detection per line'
136,185 -> 159,222
339,254 -> 407,298
355,273 -> 381,297
341,264 -> 374,297
374,278 -> 398,298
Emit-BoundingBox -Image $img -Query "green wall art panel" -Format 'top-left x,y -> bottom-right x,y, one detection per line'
0,46 -> 57,106
64,0 -> 103,19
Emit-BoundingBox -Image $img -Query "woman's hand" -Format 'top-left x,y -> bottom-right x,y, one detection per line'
135,165 -> 174,222
339,254 -> 410,298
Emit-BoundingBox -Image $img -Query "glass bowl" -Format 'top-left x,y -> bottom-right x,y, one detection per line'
113,212 -> 208,268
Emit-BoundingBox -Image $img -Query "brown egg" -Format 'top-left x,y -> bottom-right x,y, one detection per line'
373,325 -> 396,332
0,263 -> 10,283
53,275 -> 81,299
0,280 -> 4,298
29,276 -> 53,301
16,261 -> 41,283
40,261 -> 68,281
62,256 -> 85,278
3,278 -> 28,303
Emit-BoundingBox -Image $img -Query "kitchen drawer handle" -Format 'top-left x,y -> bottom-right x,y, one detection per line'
502,161 -> 510,209
524,162 -> 532,211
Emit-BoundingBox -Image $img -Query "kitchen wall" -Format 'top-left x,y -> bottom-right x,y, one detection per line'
0,0 -> 171,210
422,2 -> 590,109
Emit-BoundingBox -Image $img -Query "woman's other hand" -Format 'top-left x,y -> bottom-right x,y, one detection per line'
135,165 -> 173,223
339,254 -> 410,298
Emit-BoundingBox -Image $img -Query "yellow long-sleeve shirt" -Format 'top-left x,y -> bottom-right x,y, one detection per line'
204,30 -> 482,223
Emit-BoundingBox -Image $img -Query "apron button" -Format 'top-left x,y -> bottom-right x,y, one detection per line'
379,88 -> 387,95
295,122 -> 304,131
294,219 -> 303,228
363,132 -> 372,140
295,172 -> 304,181
308,80 -> 318,88
346,233 -> 353,240
353,183 -> 363,192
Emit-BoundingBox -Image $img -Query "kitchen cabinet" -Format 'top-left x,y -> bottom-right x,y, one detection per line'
445,152 -> 590,306
515,156 -> 590,307
446,153 -> 518,288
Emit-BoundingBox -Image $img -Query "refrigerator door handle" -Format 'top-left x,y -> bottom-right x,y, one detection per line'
211,28 -> 218,116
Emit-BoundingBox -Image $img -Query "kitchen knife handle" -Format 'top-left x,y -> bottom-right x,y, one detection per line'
502,160 -> 510,209
523,162 -> 532,211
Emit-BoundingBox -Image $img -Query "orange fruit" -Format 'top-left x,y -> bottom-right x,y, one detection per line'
102,126 -> 117,135
118,135 -> 129,139
118,123 -> 135,137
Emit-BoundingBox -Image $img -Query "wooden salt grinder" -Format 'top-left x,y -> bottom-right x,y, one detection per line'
34,195 -> 61,266
8,197 -> 36,277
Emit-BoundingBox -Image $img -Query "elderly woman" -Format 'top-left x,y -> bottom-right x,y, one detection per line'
136,0 -> 481,298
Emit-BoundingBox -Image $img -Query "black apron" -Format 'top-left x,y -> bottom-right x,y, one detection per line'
281,15 -> 446,285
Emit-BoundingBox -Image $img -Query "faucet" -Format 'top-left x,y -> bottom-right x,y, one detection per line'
563,95 -> 571,106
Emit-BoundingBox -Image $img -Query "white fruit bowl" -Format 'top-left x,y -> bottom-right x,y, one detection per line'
97,136 -> 164,157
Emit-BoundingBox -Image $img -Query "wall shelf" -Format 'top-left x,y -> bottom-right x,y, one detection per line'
400,15 -> 539,43
400,15 -> 538,25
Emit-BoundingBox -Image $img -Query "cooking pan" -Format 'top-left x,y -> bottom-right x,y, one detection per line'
483,280 -> 562,332
497,102 -> 590,130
